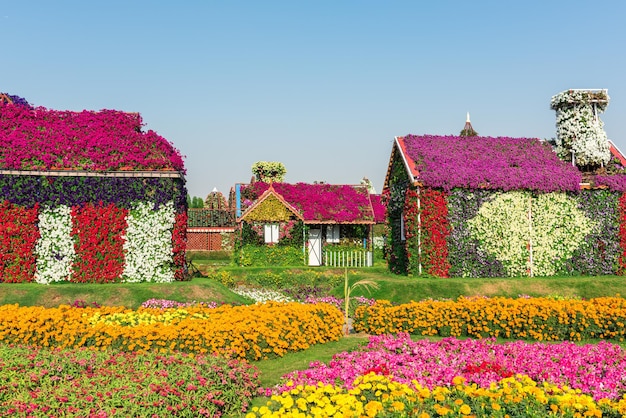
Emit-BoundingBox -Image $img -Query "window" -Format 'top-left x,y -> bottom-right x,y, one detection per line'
327,224 -> 340,243
400,212 -> 406,242
264,224 -> 279,243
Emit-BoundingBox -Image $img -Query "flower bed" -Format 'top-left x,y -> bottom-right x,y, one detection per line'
0,302 -> 343,360
249,372 -> 626,417
353,296 -> 626,341
250,333 -> 626,416
0,344 -> 259,417
276,333 -> 626,401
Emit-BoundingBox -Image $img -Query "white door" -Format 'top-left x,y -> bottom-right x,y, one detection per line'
308,229 -> 322,266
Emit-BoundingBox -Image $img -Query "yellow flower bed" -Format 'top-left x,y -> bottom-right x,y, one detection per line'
246,373 -> 626,417
0,302 -> 343,360
353,296 -> 626,341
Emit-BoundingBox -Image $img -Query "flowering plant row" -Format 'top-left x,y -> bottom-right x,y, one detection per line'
0,200 -> 185,283
0,344 -> 259,417
0,175 -> 186,209
0,201 -> 39,282
205,268 -> 344,291
249,372 -> 626,417
383,158 -> 410,274
0,302 -> 344,360
405,188 -> 451,277
0,100 -> 184,172
353,296 -> 626,342
276,333 -> 626,401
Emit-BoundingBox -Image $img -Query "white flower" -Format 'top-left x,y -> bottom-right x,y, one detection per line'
468,191 -> 594,276
122,201 -> 176,283
551,89 -> 610,167
34,205 -> 75,284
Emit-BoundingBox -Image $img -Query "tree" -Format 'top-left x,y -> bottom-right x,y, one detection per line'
251,161 -> 286,183
186,194 -> 204,208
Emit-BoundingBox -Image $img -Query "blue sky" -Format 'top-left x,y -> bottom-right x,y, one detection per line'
3,1 -> 626,199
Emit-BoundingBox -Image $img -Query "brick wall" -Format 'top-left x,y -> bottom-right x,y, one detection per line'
186,228 -> 234,251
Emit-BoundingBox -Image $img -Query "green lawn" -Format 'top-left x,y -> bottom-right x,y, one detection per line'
2,266 -> 624,308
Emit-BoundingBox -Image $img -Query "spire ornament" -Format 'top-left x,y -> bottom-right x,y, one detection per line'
460,112 -> 478,136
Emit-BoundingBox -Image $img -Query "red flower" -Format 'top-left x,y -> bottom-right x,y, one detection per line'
404,188 -> 451,277
70,202 -> 127,283
0,201 -> 39,282
618,193 -> 626,274
362,364 -> 390,376
172,212 -> 188,280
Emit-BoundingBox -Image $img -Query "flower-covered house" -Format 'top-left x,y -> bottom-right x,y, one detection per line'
383,132 -> 626,278
0,94 -> 187,283
236,182 -> 382,266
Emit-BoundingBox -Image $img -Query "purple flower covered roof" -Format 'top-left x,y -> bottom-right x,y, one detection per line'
398,135 -> 582,192
595,175 -> 626,192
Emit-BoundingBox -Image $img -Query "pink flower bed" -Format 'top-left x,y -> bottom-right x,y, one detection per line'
277,333 -> 626,401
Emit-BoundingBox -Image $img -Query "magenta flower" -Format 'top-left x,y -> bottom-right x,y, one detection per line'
243,182 -> 375,223
0,101 -> 185,172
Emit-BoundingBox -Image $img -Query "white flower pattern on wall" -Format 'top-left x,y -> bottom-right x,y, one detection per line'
468,191 -> 594,277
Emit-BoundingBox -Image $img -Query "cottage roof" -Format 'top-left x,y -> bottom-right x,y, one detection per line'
609,140 -> 626,166
238,183 -> 305,223
239,182 -> 376,224
0,98 -> 184,172
385,134 -> 583,193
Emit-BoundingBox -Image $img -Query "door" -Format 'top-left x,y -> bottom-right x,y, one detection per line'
308,228 -> 322,266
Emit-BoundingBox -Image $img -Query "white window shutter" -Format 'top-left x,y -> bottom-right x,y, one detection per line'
264,224 -> 279,243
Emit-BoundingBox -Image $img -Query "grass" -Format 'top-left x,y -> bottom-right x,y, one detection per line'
331,268 -> 625,302
2,266 -> 625,308
0,276 -> 250,309
253,334 -> 370,388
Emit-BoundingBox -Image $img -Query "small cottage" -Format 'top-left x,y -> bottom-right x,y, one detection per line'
383,132 -> 626,278
236,182 -> 382,267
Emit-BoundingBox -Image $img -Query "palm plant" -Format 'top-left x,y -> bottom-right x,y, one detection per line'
343,267 -> 378,335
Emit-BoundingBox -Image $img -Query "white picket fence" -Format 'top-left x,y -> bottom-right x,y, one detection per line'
324,250 -> 372,267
